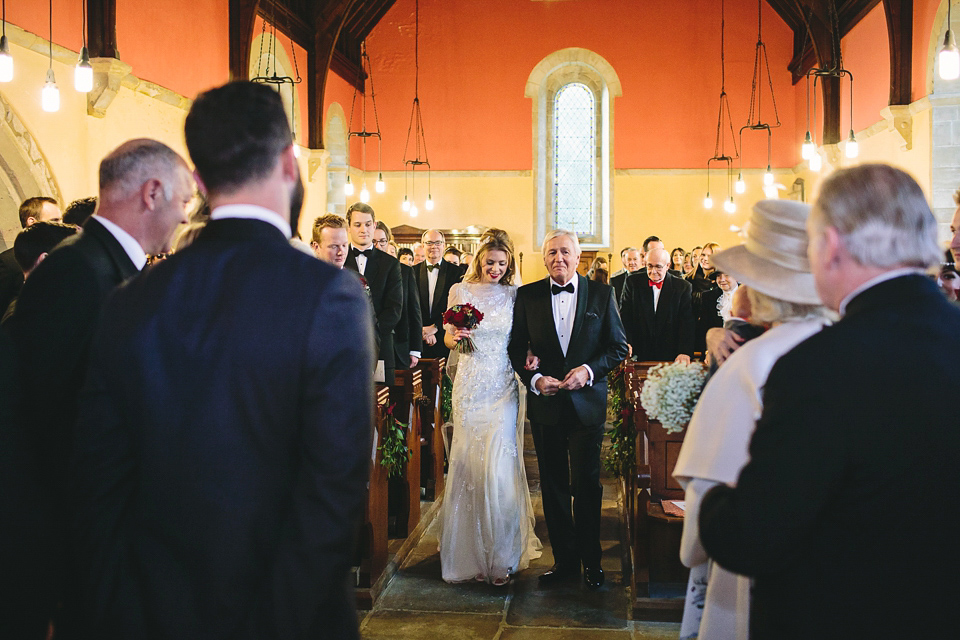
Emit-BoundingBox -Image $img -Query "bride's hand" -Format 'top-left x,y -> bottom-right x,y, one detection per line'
453,328 -> 472,342
525,350 -> 540,370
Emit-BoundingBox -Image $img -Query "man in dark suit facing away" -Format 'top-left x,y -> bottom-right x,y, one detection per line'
619,247 -> 694,363
344,202 -> 402,382
374,221 -> 422,369
699,165 -> 960,638
70,82 -> 374,640
4,140 -> 192,639
0,197 -> 61,319
415,229 -> 463,359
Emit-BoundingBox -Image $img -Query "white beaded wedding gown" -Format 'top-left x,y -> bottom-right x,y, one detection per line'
439,282 -> 541,584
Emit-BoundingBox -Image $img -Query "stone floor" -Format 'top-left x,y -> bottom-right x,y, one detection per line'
358,428 -> 681,639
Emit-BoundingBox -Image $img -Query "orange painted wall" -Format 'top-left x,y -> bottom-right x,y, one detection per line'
350,0 -> 800,172
841,4 -> 890,132
8,0 -> 83,52
116,0 -> 229,98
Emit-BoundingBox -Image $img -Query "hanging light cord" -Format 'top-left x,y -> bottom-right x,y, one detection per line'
81,0 -> 87,48
3,0 -> 7,39
48,0 -> 53,69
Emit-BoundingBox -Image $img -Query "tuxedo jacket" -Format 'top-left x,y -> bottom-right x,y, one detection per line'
344,247 -> 403,370
0,247 -> 23,322
70,218 -> 374,640
394,263 -> 423,369
700,275 -> 960,638
610,270 -> 628,308
414,259 -> 463,359
620,271 -> 694,361
695,284 -> 723,352
508,275 -> 628,426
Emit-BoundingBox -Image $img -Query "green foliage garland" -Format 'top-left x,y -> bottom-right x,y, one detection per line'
379,403 -> 411,478
440,372 -> 453,424
604,365 -> 635,478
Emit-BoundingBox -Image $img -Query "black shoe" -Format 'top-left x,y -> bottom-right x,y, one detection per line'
583,566 -> 605,590
538,563 -> 580,585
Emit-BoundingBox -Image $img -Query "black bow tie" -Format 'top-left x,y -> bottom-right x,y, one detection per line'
551,283 -> 574,295
351,247 -> 373,259
426,263 -> 440,272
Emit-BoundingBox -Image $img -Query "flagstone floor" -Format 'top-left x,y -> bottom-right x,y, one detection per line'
358,429 -> 681,639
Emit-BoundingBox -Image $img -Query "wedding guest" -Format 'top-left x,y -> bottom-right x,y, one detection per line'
643,235 -> 664,254
374,221 -> 421,369
311,213 -> 348,268
7,140 -> 191,637
398,247 -> 414,266
690,246 -> 703,270
586,256 -> 608,281
415,229 -> 463,360
2,222 -> 79,325
938,263 -> 959,303
386,241 -> 399,258
461,253 -> 473,269
619,247 -> 694,363
508,229 -> 628,590
412,241 -> 426,264
674,200 -> 827,640
950,189 -> 960,264
612,246 -> 633,278
443,246 -> 462,265
682,252 -> 695,276
591,266 -> 608,285
0,197 -> 60,321
705,285 -> 767,372
71,81 -> 373,640
694,270 -> 738,353
670,247 -> 686,276
344,202 -> 403,382
172,222 -> 205,252
610,247 -> 642,307
62,197 -> 97,227
699,164 -> 957,638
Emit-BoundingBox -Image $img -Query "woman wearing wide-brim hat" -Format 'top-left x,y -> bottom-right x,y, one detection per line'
672,199 -> 829,640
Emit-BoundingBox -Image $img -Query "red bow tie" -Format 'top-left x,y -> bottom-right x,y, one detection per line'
649,279 -> 664,289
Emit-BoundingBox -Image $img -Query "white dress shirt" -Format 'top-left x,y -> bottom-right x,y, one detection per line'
351,244 -> 373,275
651,279 -> 663,312
210,204 -> 292,238
530,276 -> 593,395
426,261 -> 441,310
91,215 -> 147,271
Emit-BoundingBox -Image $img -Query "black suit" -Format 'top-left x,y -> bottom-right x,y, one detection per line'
71,218 -> 374,640
0,246 -> 23,321
620,271 -> 694,361
394,262 -> 423,369
610,270 -> 629,308
414,260 -> 463,359
700,275 -> 960,638
508,275 -> 628,568
344,246 -> 402,378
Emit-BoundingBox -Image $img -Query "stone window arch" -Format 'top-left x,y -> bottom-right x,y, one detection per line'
324,104 -> 349,216
526,48 -> 621,248
930,1 -> 960,235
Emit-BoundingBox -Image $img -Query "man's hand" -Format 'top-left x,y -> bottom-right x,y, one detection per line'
674,354 -> 691,365
535,376 -> 562,396
627,343 -> 633,359
422,324 -> 438,340
424,334 -> 437,346
409,356 -> 419,367
525,349 -> 540,371
705,328 -> 744,368
559,366 -> 590,391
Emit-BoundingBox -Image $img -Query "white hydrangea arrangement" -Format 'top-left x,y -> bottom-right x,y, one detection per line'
639,361 -> 708,433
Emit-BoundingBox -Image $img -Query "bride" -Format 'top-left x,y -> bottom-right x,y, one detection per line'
438,234 -> 541,585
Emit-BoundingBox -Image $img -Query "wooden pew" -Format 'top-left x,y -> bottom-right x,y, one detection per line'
416,357 -> 446,501
390,368 -> 423,537
356,384 -> 390,604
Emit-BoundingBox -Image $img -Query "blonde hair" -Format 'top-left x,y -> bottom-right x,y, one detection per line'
172,222 -> 205,252
747,287 -> 825,325
311,213 -> 345,244
465,235 -> 516,285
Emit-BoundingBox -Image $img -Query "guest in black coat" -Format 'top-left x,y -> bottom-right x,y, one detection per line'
609,246 -> 641,308
619,247 -> 694,362
0,197 -> 61,318
344,202 -> 403,382
415,229 -> 463,360
2,222 -> 79,326
374,222 -> 422,368
508,229 -> 628,590
71,82 -> 373,640
699,164 -> 959,638
6,140 -> 192,638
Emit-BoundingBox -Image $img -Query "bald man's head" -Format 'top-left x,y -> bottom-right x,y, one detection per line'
645,248 -> 670,283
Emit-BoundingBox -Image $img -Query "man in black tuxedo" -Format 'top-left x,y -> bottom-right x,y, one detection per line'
699,165 -> 959,638
619,247 -> 694,362
5,139 -> 192,638
2,222 -> 79,325
344,202 -> 402,382
415,229 -> 463,359
509,229 -> 628,590
0,197 -> 61,317
374,222 -> 421,369
609,246 -> 641,307
71,82 -> 373,640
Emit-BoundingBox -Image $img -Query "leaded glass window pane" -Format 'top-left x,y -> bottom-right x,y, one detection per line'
553,83 -> 595,235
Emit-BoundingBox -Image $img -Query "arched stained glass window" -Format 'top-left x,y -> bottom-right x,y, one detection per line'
553,83 -> 596,235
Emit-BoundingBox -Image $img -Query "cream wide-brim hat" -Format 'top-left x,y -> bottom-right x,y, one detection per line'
711,199 -> 822,305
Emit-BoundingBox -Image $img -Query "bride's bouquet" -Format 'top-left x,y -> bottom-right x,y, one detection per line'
443,303 -> 484,353
639,361 -> 707,434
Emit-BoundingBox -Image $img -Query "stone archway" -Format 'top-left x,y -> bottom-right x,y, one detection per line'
324,103 -> 349,216
0,92 -> 62,249
930,1 -> 960,233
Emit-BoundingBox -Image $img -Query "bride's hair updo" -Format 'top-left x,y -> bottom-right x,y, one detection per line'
465,230 -> 516,285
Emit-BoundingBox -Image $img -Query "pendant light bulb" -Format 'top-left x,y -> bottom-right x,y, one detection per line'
74,46 -> 93,93
703,193 -> 713,210
809,151 -> 822,172
410,203 -> 419,218
845,130 -> 859,159
343,175 -> 354,196
41,68 -> 60,113
763,167 -> 774,186
401,195 -> 410,212
375,173 -> 385,193
425,194 -> 434,211
940,29 -> 960,80
801,131 -> 815,160
359,185 -> 370,203
723,197 -> 736,214
0,36 -> 13,83
734,174 -> 746,194
292,144 -> 301,158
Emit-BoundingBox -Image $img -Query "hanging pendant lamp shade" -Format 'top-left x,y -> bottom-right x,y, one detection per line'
941,1 -> 960,80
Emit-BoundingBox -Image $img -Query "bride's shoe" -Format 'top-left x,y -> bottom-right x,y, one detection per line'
491,575 -> 510,587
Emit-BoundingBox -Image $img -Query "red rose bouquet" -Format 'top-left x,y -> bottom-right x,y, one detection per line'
442,303 -> 484,353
